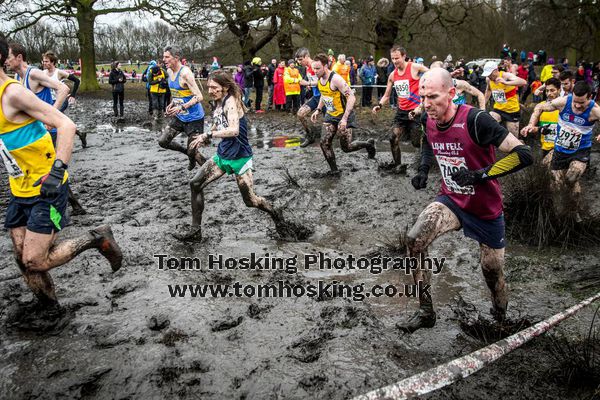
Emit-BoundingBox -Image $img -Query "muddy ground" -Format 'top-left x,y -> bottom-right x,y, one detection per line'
1,94 -> 600,399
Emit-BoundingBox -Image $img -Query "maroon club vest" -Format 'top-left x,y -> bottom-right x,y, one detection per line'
426,105 -> 503,220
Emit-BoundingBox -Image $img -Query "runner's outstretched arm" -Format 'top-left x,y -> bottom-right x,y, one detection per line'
451,133 -> 532,186
458,80 -> 486,109
521,97 -> 566,136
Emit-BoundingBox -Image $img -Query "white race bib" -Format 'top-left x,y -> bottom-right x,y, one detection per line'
543,124 -> 557,143
322,96 -> 335,112
0,139 -> 24,178
436,155 -> 475,195
492,90 -> 507,104
556,124 -> 582,150
394,79 -> 410,98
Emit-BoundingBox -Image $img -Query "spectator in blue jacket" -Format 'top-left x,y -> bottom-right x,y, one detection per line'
359,56 -> 376,107
142,60 -> 157,116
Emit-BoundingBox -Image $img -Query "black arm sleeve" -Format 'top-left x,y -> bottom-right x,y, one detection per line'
67,74 -> 80,97
418,113 -> 434,174
419,134 -> 435,175
467,108 -> 509,147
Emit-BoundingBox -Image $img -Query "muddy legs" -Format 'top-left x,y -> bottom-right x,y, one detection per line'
480,244 -> 507,321
397,202 -> 461,333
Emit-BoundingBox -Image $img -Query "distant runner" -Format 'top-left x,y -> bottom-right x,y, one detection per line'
159,46 -> 205,171
373,45 -> 428,168
521,81 -> 600,214
8,43 -> 87,215
310,53 -> 376,175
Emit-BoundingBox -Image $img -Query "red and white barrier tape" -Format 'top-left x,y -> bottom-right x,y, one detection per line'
353,292 -> 600,400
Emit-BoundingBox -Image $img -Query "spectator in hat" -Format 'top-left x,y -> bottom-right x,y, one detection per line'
284,59 -> 301,113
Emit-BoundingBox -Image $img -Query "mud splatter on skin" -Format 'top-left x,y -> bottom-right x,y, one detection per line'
0,97 -> 599,399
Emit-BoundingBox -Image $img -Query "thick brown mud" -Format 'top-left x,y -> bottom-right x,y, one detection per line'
1,97 -> 599,399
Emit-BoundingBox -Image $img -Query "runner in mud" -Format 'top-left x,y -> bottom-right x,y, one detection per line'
0,37 -> 123,309
295,47 -> 321,147
521,81 -> 600,214
7,43 -> 87,215
402,68 -> 533,333
520,77 -> 561,164
174,70 -> 285,241
159,46 -> 205,171
409,61 -> 485,118
559,70 -> 575,96
8,43 -> 70,144
482,61 -> 527,138
372,45 -> 428,169
42,50 -> 87,148
309,53 -> 376,175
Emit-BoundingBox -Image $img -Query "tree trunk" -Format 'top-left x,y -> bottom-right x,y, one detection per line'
237,22 -> 255,62
277,5 -> 294,61
299,0 -> 320,54
373,0 -> 409,60
76,5 -> 100,91
233,16 -> 279,61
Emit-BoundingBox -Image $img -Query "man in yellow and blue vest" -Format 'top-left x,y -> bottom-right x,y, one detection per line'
1,37 -> 123,308
309,53 -> 376,175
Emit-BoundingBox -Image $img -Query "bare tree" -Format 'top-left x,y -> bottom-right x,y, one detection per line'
0,0 -> 179,91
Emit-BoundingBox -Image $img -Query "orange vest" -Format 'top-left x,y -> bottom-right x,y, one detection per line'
283,67 -> 301,95
333,62 -> 350,84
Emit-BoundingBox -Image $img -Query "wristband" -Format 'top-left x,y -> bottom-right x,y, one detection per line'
206,131 -> 213,139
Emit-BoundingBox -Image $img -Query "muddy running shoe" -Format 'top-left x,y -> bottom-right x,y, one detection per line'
300,132 -> 315,148
76,130 -> 87,148
256,109 -> 265,114
393,164 -> 408,175
396,309 -> 436,333
91,225 -> 123,272
378,161 -> 396,170
490,306 -> 506,323
367,138 -> 376,159
171,226 -> 202,242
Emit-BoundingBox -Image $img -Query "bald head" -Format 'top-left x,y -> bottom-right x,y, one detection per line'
419,68 -> 455,121
430,61 -> 443,69
421,68 -> 453,91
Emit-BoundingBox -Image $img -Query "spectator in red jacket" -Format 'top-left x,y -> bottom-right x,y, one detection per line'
272,60 -> 287,110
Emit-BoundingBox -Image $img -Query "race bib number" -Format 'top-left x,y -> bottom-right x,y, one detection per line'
394,79 -> 410,98
492,90 -> 507,104
0,139 -> 24,178
436,155 -> 475,195
556,124 -> 582,150
543,124 -> 557,143
173,98 -> 189,116
322,96 -> 335,113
